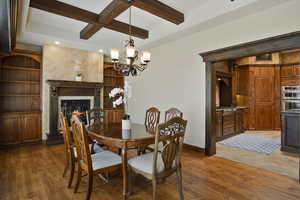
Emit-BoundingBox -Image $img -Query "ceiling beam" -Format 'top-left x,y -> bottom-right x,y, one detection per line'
80,0 -> 132,40
29,0 -> 149,39
132,0 -> 184,25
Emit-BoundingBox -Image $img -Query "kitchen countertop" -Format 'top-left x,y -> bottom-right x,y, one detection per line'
281,110 -> 300,114
216,106 -> 248,112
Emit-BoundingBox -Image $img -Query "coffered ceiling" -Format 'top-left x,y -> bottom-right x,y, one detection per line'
18,0 -> 292,53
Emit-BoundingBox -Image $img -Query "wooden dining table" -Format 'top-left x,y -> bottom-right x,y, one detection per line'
87,123 -> 155,200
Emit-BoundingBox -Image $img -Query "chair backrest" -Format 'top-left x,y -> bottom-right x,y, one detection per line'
165,108 -> 183,122
71,114 -> 93,172
145,107 -> 160,133
87,107 -> 105,125
153,117 -> 187,175
59,112 -> 73,151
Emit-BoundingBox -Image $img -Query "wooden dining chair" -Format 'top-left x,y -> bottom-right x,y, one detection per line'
59,112 -> 76,188
145,107 -> 160,133
86,107 -> 106,126
165,108 -> 183,122
128,117 -> 188,200
71,115 -> 122,200
60,112 -> 105,188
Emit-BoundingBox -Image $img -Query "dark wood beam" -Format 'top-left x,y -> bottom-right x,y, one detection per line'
29,0 -> 149,39
132,0 -> 184,25
0,0 -> 18,53
80,0 -> 131,40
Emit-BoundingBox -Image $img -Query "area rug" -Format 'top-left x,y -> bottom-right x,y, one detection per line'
218,134 -> 281,155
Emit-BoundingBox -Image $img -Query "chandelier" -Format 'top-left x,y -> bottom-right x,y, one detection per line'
110,6 -> 151,76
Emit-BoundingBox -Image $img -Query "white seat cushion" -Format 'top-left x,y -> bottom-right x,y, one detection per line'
92,151 -> 122,171
128,152 -> 169,174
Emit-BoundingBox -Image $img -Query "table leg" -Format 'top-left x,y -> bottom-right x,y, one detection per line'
121,146 -> 129,200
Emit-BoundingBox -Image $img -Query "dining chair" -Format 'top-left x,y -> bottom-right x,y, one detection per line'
86,107 -> 106,126
165,108 -> 183,122
128,117 -> 188,200
145,107 -> 160,133
59,112 -> 104,188
59,112 -> 76,188
71,115 -> 122,200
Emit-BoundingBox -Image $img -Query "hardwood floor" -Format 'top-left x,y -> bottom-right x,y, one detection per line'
0,144 -> 300,200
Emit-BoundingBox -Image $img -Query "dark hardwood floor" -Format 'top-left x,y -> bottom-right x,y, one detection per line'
0,144 -> 300,200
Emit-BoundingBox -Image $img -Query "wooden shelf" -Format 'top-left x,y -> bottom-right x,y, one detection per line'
1,65 -> 40,71
104,75 -> 124,78
0,111 -> 41,115
0,94 -> 40,97
0,80 -> 40,84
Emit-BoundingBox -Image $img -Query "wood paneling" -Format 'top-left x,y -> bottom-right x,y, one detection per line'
0,114 -> 21,145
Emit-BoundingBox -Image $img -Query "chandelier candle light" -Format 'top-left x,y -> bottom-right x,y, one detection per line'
110,4 -> 151,76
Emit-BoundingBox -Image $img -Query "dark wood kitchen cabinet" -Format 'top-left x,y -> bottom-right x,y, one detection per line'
216,111 -> 223,138
216,109 -> 246,141
281,112 -> 300,153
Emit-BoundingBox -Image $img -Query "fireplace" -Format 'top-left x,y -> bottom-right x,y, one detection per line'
59,96 -> 94,125
46,80 -> 103,145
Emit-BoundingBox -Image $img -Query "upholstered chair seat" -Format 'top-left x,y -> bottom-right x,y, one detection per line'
91,151 -> 122,171
128,152 -> 174,174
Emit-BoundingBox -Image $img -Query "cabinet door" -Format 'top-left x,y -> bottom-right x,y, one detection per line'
0,115 -> 21,145
22,114 -> 42,143
281,65 -> 294,77
294,65 -> 300,76
105,109 -> 124,123
216,112 -> 223,138
237,67 -> 249,95
255,105 -> 274,130
223,113 -> 235,136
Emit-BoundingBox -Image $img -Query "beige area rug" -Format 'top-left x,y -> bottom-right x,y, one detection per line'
216,131 -> 299,180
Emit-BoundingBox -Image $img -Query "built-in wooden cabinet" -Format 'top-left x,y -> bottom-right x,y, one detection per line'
0,112 -> 41,145
233,65 -> 280,130
103,62 -> 124,123
0,53 -> 42,147
216,109 -> 246,141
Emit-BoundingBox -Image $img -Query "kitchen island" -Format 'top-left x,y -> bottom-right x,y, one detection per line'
281,111 -> 300,153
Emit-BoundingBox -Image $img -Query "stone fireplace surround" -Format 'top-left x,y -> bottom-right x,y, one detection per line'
46,80 -> 103,145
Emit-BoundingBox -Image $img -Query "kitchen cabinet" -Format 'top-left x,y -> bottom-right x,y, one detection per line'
216,111 -> 223,138
216,109 -> 246,141
281,112 -> 300,153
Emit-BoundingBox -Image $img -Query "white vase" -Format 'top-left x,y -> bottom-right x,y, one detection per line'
122,119 -> 131,130
75,75 -> 82,81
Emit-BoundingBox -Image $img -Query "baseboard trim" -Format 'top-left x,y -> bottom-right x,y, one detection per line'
183,143 -> 205,152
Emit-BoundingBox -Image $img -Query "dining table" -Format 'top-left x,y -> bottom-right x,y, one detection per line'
87,123 -> 156,200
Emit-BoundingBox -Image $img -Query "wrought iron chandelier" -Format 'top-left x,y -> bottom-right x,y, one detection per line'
110,5 -> 151,76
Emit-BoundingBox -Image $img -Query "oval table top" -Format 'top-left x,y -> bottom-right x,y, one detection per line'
87,123 -> 155,148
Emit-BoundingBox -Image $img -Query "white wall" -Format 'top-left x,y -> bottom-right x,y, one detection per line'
128,0 -> 300,148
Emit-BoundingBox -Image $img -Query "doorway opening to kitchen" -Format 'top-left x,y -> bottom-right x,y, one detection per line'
213,49 -> 300,180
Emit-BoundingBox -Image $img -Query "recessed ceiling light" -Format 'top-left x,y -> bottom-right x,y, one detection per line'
54,41 -> 60,45
98,49 -> 103,53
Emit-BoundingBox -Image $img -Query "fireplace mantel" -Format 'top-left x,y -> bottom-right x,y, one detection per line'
46,80 -> 103,145
47,80 -> 103,88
